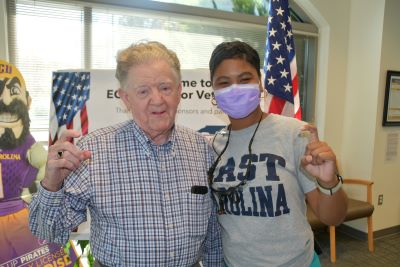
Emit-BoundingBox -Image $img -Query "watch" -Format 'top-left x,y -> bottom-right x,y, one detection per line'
316,174 -> 343,195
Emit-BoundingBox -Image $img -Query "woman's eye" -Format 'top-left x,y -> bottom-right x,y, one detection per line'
218,81 -> 229,87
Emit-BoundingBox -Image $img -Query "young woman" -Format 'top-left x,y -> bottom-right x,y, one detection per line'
208,41 -> 347,267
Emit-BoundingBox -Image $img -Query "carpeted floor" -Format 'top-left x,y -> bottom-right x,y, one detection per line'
315,229 -> 400,266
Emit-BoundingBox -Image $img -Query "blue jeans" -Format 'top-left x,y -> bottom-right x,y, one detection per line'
310,251 -> 322,267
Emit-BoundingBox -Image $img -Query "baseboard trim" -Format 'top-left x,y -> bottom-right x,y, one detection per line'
374,225 -> 400,238
337,224 -> 400,240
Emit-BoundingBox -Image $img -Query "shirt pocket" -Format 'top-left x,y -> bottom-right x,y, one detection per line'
184,193 -> 212,239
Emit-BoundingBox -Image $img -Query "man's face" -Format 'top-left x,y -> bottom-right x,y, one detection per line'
119,60 -> 181,142
0,62 -> 31,149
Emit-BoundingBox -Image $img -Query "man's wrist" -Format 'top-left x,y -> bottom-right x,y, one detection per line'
41,179 -> 63,192
316,174 -> 343,195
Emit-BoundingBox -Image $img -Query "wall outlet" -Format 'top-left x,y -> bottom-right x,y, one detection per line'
378,194 -> 383,205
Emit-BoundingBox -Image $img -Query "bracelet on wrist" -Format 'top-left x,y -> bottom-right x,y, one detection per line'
316,174 -> 343,195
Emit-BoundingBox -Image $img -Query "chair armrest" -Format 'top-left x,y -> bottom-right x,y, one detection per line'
343,178 -> 373,204
343,179 -> 373,186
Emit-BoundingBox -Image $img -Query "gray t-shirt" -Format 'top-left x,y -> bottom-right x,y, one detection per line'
210,114 -> 316,267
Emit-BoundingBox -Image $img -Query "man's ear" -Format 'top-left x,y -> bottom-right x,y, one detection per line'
258,80 -> 264,92
118,88 -> 130,110
177,82 -> 182,103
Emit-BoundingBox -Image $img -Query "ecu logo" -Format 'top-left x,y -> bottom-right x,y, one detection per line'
0,64 -> 12,74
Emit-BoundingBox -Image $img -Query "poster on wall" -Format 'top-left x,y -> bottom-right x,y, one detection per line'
49,69 -> 227,144
48,68 -> 228,238
383,70 -> 400,126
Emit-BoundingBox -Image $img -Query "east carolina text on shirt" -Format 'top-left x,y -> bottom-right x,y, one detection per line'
214,153 -> 291,217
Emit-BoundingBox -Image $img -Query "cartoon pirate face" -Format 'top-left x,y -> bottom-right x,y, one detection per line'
0,60 -> 32,149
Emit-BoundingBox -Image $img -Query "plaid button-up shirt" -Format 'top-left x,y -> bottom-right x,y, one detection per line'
29,120 -> 223,266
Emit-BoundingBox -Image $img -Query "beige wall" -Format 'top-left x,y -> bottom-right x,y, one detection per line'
373,0 -> 400,231
296,0 -> 399,232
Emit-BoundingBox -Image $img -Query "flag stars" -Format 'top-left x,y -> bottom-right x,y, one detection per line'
276,55 -> 285,64
280,69 -> 289,78
266,63 -> 273,71
287,30 -> 293,38
284,83 -> 292,92
287,44 -> 293,53
269,28 -> 277,37
268,16 -> 273,23
272,41 -> 281,50
57,100 -> 62,106
280,22 -> 287,30
67,104 -> 72,110
267,76 -> 277,85
276,7 -> 284,16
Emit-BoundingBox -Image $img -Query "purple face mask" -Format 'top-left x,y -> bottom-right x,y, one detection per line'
214,83 -> 261,119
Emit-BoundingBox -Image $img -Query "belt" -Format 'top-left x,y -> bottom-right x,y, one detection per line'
94,260 -> 202,267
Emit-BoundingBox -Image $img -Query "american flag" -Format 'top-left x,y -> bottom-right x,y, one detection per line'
49,72 -> 90,145
263,0 -> 302,119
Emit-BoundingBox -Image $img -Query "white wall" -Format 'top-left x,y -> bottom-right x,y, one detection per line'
297,0 -> 400,233
340,0 -> 386,232
372,0 -> 400,231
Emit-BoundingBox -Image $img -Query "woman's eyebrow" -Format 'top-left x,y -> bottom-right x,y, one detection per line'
238,72 -> 254,78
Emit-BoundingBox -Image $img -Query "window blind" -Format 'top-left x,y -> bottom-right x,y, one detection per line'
6,0 -> 317,141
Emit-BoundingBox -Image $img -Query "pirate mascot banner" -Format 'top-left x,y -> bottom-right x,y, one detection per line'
0,60 -> 77,267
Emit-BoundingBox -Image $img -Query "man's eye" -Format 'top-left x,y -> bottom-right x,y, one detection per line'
240,78 -> 251,83
10,85 -> 21,96
137,88 -> 149,98
160,86 -> 173,95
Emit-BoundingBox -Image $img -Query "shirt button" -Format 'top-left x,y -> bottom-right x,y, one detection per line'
167,223 -> 174,229
165,193 -> 170,200
170,252 -> 175,258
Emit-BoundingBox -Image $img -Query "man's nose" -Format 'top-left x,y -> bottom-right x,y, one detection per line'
150,89 -> 165,104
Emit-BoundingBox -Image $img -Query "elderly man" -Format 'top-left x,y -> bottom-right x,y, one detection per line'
29,41 -> 223,266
